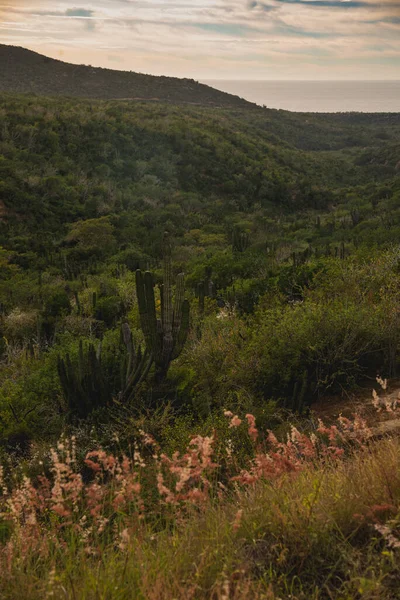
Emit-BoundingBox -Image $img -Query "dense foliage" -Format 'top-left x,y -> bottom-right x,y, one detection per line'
0,93 -> 400,450
0,86 -> 400,598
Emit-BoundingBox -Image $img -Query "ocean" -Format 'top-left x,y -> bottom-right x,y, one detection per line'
201,80 -> 400,113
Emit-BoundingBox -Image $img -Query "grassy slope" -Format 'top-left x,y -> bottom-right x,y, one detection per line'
2,434 -> 400,599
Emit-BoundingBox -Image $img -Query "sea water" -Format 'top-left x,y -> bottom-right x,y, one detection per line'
201,80 -> 400,113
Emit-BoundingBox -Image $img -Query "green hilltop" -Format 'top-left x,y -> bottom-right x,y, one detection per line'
0,44 -> 251,106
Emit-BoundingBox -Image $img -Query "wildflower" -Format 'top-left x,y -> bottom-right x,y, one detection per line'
245,414 -> 258,442
232,509 -> 243,532
372,388 -> 381,410
377,376 -> 388,390
375,524 -> 400,549
139,429 -> 157,447
225,439 -> 233,460
229,415 -> 242,428
118,528 -> 130,552
97,516 -> 109,534
156,472 -> 175,504
133,442 -> 146,468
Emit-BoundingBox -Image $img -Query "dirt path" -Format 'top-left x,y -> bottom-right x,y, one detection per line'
312,380 -> 400,439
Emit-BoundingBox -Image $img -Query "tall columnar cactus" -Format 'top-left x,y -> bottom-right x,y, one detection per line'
232,227 -> 250,253
204,266 -> 215,299
196,267 -> 215,316
135,233 -> 190,381
119,322 -> 153,402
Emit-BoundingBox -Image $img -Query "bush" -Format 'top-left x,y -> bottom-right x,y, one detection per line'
2,407 -> 400,599
94,295 -> 123,326
184,258 -> 400,409
2,308 -> 39,342
43,289 -> 71,319
247,298 -> 386,401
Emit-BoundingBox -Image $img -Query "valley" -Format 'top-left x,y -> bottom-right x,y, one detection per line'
0,47 -> 400,600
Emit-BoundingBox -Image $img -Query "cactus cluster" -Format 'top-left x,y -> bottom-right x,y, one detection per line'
57,340 -> 110,420
57,323 -> 150,420
57,234 -> 190,418
292,242 -> 347,265
119,322 -> 153,401
291,246 -> 313,267
337,242 -> 346,260
312,242 -> 348,260
135,233 -> 190,382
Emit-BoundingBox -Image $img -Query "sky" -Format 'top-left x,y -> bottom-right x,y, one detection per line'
0,0 -> 399,80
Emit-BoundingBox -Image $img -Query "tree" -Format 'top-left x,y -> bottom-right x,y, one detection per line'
65,217 -> 116,260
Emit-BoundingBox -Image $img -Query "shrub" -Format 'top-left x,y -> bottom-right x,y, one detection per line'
247,297 -> 386,401
94,295 -> 123,326
184,281 -> 399,409
2,308 -> 39,342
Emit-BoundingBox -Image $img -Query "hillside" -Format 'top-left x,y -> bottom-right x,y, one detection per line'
0,94 -> 399,238
0,93 -> 399,386
0,45 -> 252,107
1,78 -> 400,598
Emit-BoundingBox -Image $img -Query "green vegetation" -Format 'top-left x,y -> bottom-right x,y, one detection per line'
0,88 -> 400,597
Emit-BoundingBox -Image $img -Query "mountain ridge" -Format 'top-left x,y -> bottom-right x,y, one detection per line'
0,44 -> 253,108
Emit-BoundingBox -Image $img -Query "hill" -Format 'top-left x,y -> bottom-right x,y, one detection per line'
0,93 -> 399,238
0,44 -> 252,107
1,87 -> 400,599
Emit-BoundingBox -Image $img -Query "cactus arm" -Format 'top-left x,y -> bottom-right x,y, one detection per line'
172,299 -> 190,359
126,350 -> 154,403
124,345 -> 142,390
136,269 -> 153,352
172,273 -> 185,339
137,351 -> 153,385
122,322 -> 135,381
144,271 -> 160,359
197,281 -> 205,315
161,233 -> 173,367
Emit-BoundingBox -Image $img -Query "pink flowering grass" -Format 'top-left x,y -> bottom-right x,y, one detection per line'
0,407 -> 376,553
1,392 -> 400,598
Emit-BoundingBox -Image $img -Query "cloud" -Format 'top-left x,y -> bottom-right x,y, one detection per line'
273,0 -> 376,8
64,7 -> 96,32
191,22 -> 261,35
65,8 -> 95,18
376,15 -> 400,23
0,0 -> 399,79
247,1 -> 275,11
275,0 -> 371,7
249,0 -> 400,10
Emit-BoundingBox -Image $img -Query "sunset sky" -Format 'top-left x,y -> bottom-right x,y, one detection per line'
0,0 -> 399,79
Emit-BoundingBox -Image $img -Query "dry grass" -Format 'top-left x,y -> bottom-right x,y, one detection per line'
2,399 -> 400,599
